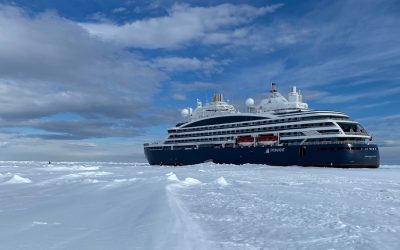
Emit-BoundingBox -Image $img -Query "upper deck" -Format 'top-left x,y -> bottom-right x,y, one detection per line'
145,84 -> 372,148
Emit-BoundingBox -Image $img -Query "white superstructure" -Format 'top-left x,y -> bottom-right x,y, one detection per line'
259,84 -> 308,112
181,93 -> 236,121
145,83 -> 371,149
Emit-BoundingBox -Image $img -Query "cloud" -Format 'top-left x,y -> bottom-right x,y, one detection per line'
0,4 -> 169,140
151,57 -> 226,74
347,101 -> 392,111
26,119 -> 142,139
0,132 -> 146,162
0,80 -> 180,123
317,86 -> 400,104
67,142 -> 97,148
382,140 -> 400,147
301,90 -> 329,101
172,94 -> 187,101
219,0 -> 400,96
169,81 -> 223,103
201,23 -> 310,50
81,3 -> 284,49
0,4 -> 165,97
112,7 -> 127,13
172,81 -> 220,92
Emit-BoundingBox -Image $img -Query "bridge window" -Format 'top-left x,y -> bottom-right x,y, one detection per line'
183,116 -> 267,128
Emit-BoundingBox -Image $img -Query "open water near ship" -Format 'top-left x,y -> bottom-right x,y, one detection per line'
0,161 -> 399,249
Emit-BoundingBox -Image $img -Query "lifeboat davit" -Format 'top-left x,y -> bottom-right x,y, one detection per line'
237,136 -> 254,147
256,134 -> 278,145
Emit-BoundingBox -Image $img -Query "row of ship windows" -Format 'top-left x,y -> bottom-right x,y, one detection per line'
306,137 -> 364,142
280,132 -> 304,137
281,130 -> 340,137
169,122 -> 335,139
170,116 -> 348,133
166,137 -> 234,144
281,137 -> 365,146
317,147 -> 377,151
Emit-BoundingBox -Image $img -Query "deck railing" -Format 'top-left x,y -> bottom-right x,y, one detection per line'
284,140 -> 370,146
344,132 -> 369,135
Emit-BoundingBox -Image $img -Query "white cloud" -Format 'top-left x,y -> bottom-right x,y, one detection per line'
382,140 -> 400,147
317,86 -> 400,104
112,7 -> 127,13
170,81 -> 221,102
202,24 -> 310,50
0,5 -> 164,100
301,90 -> 329,101
0,5 -> 165,95
172,94 -> 186,101
81,3 -> 284,49
151,57 -> 226,73
217,0 -> 400,99
172,81 -> 220,92
67,142 -> 97,148
0,4 -> 170,141
0,133 -> 146,162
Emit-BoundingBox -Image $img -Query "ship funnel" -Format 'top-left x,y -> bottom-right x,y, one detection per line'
271,83 -> 277,92
213,93 -> 223,102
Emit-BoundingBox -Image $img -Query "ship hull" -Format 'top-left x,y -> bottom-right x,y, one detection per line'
144,143 -> 379,168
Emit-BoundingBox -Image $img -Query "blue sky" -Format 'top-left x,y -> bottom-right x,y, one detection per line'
0,0 -> 399,163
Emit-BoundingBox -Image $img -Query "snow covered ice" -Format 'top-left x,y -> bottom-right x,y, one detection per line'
0,161 -> 399,249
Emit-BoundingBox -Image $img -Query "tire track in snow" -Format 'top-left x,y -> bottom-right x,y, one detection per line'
165,176 -> 216,250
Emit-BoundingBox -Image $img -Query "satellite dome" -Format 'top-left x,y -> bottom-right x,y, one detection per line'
181,108 -> 189,117
245,98 -> 255,107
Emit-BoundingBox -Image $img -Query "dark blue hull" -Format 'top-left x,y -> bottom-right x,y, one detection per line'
144,144 -> 379,168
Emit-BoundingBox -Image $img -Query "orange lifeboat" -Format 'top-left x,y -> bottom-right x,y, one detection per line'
236,136 -> 254,147
256,134 -> 278,145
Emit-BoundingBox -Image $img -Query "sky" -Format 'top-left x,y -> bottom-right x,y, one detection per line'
0,0 -> 399,163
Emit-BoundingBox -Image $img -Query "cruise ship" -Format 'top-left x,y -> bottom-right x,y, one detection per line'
144,84 -> 379,168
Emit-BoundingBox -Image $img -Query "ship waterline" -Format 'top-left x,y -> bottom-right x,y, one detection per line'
145,143 -> 379,168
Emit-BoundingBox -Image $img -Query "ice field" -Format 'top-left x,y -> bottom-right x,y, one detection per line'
0,161 -> 399,250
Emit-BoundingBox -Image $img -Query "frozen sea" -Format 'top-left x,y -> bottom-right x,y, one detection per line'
0,162 -> 399,250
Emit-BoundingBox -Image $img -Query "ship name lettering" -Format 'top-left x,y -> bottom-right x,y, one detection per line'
270,148 -> 285,153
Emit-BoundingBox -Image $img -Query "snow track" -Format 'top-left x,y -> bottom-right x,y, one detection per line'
0,161 -> 399,249
166,184 -> 211,249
